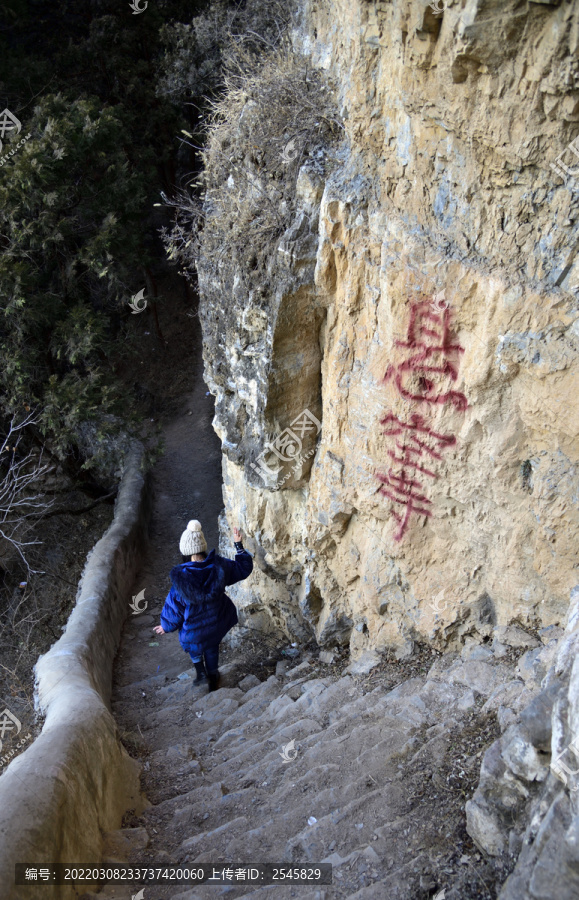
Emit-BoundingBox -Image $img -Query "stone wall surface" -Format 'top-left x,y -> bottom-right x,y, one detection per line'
466,591 -> 579,898
0,446 -> 151,900
198,3 -> 579,896
200,0 -> 579,658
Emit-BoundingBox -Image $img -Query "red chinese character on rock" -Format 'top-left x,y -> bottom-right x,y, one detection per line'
384,299 -> 467,411
381,411 -> 457,472
376,468 -> 433,541
376,413 -> 457,540
376,298 -> 468,541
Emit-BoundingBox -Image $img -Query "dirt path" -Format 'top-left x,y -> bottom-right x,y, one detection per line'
110,271 -> 225,722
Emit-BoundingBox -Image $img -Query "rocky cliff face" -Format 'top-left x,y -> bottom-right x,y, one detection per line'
196,0 -> 579,892
201,0 -> 578,661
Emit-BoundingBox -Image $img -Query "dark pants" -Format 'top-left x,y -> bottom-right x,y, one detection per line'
189,644 -> 219,674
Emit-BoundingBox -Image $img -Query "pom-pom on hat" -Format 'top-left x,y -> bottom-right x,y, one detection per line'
179,520 -> 207,556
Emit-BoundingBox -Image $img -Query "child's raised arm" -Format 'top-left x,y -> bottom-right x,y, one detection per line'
223,525 -> 253,586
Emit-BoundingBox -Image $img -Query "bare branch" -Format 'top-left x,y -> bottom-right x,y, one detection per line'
0,412 -> 55,573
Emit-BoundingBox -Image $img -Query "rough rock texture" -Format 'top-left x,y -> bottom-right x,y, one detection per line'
196,2 -> 579,897
200,0 -> 579,658
466,589 -> 579,899
97,646 -> 518,900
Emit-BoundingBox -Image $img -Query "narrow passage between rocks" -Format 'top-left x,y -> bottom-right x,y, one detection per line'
82,299 -> 526,900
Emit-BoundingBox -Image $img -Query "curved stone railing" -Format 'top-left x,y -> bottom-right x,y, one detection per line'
0,444 -> 151,899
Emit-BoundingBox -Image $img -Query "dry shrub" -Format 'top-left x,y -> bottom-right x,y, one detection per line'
163,30 -> 343,305
157,0 -> 293,104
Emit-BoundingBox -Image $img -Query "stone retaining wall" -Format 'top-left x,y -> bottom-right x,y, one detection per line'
0,445 -> 151,899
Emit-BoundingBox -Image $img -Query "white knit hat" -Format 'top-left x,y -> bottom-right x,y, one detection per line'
179,520 -> 207,556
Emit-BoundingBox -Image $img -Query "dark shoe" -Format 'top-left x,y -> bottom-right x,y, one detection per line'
193,661 -> 207,685
207,671 -> 221,693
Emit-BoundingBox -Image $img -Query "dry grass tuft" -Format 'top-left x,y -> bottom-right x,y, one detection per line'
163,29 -> 343,305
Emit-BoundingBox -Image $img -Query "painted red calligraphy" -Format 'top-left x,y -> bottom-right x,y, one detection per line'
376,468 -> 433,542
377,299 -> 467,540
384,300 -> 467,411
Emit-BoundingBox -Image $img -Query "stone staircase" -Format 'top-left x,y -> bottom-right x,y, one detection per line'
78,642 -> 538,900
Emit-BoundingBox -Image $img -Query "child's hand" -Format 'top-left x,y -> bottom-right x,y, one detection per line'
153,625 -> 165,635
232,526 -> 242,541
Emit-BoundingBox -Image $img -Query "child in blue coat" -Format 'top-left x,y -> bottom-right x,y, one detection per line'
153,520 -> 253,691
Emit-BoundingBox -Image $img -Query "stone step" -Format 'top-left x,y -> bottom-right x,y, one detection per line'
221,777 -> 389,859
102,644 -> 521,900
180,814 -> 249,856
284,783 -> 410,863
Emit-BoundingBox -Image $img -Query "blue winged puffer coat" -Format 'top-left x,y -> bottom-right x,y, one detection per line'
160,548 -> 253,655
